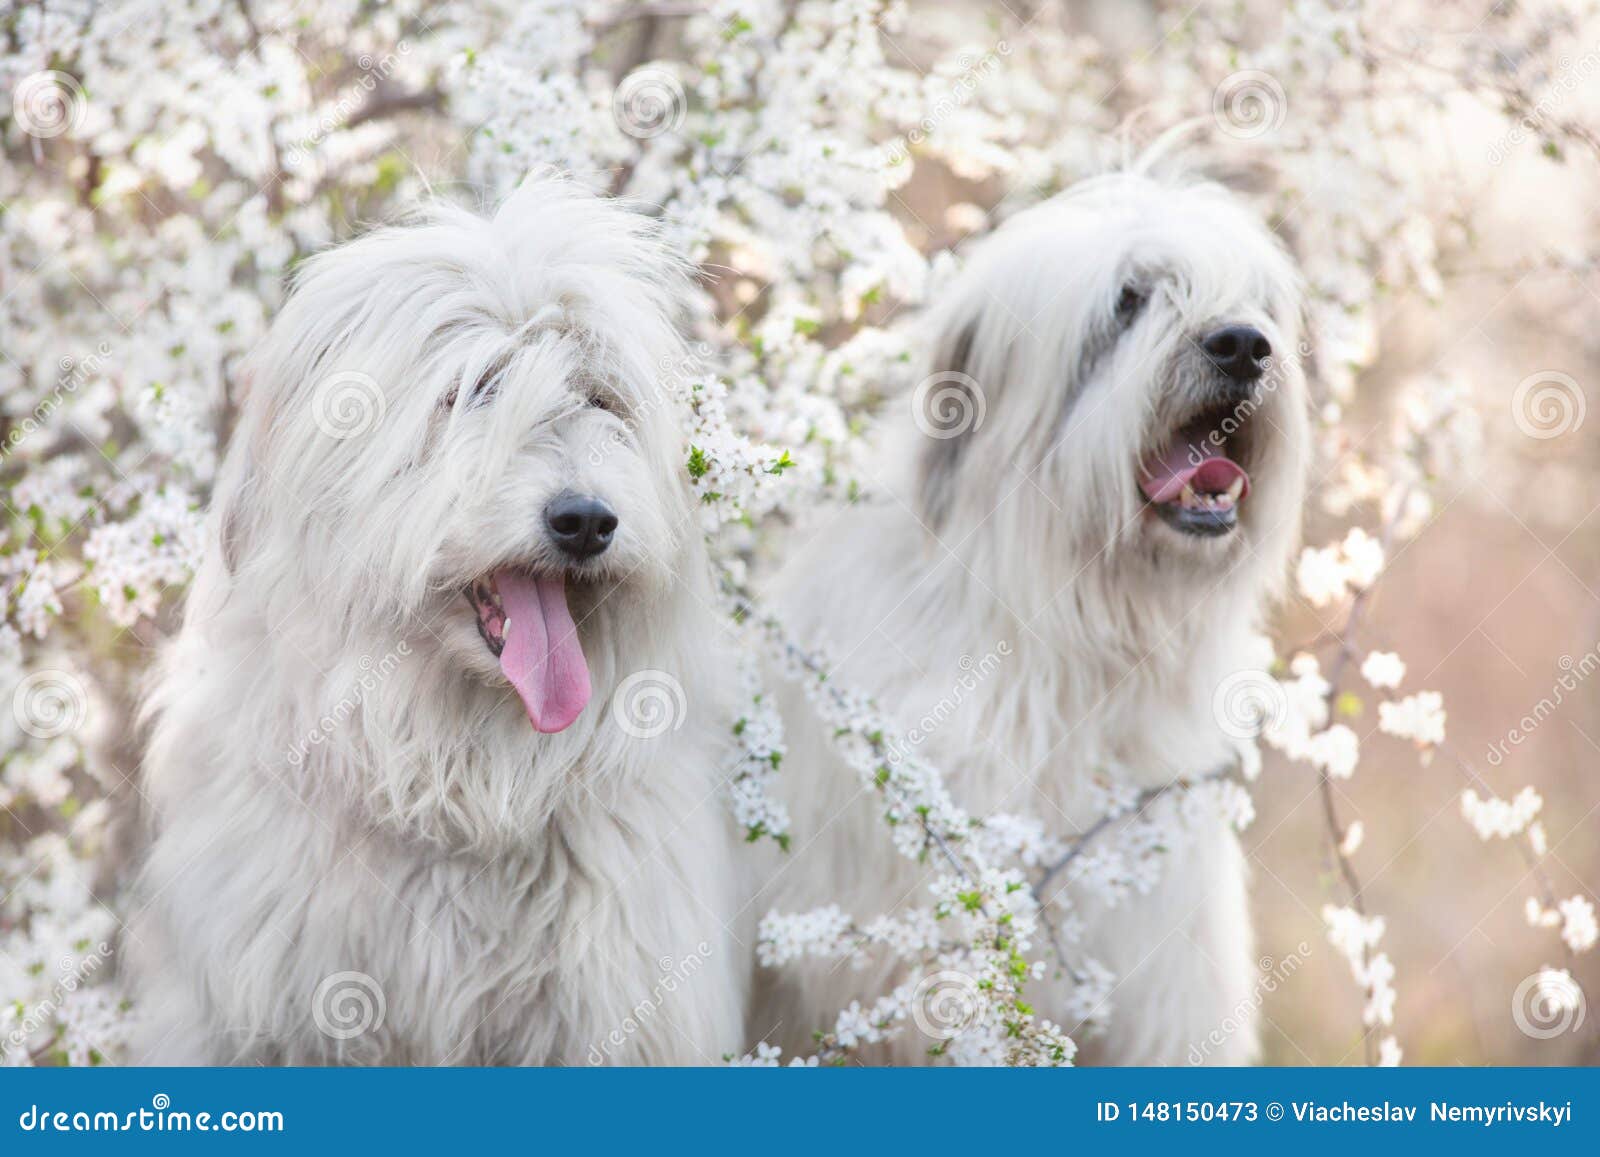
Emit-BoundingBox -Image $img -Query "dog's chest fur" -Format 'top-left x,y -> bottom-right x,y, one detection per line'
130,650 -> 746,1066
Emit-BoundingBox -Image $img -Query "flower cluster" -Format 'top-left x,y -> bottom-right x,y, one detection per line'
746,599 -> 1075,1065
1322,904 -> 1401,1064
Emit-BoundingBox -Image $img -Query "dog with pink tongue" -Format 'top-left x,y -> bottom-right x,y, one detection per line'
128,178 -> 747,1065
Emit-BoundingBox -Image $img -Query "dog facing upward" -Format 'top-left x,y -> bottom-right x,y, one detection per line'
752,169 -> 1311,1064
127,178 -> 746,1065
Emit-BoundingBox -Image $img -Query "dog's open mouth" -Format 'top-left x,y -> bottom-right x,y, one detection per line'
1138,404 -> 1252,537
465,570 -> 591,733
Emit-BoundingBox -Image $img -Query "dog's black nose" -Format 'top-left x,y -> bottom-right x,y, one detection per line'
1201,325 -> 1272,383
546,493 -> 617,559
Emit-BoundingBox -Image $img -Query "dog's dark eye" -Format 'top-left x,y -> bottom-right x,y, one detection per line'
1115,284 -> 1148,326
467,367 -> 503,407
442,362 -> 506,411
587,393 -> 615,414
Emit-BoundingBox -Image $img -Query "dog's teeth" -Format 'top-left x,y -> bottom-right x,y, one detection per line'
1181,484 -> 1198,508
502,619 -> 511,636
1226,477 -> 1245,501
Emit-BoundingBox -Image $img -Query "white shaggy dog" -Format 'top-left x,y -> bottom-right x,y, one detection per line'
127,179 -> 746,1065
752,169 -> 1310,1065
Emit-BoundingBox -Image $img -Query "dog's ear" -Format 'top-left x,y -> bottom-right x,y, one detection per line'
915,320 -> 980,530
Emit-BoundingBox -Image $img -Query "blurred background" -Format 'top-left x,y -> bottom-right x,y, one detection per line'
1,0 -> 1596,1064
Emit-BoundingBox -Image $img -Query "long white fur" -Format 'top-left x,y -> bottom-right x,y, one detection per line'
127,178 -> 747,1065
750,169 -> 1311,1065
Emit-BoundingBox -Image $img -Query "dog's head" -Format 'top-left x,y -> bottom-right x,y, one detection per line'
913,171 -> 1310,592
225,177 -> 695,734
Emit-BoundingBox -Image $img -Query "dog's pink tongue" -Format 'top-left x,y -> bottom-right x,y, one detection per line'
495,570 -> 591,733
1139,440 -> 1251,504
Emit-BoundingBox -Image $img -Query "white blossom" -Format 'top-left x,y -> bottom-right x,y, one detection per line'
1378,691 -> 1446,748
1360,651 -> 1405,690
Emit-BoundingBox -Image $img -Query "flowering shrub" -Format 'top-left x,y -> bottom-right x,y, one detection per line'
2,0 -> 1596,1065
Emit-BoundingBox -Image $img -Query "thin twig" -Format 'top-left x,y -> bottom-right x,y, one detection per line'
1315,488 -> 1410,1065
